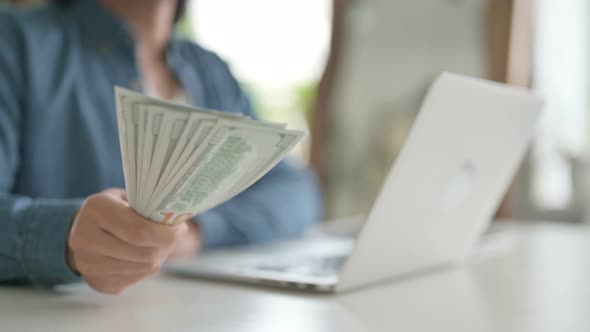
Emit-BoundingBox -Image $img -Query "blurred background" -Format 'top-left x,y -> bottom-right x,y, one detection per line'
6,0 -> 590,224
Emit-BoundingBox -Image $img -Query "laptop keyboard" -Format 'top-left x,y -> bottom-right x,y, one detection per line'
252,255 -> 348,277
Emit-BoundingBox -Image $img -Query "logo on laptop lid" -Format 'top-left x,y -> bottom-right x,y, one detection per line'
441,162 -> 476,211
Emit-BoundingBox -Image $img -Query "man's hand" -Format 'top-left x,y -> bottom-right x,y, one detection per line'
67,189 -> 193,294
169,221 -> 202,259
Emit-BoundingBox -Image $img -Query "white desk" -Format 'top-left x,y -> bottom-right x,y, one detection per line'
1,221 -> 589,332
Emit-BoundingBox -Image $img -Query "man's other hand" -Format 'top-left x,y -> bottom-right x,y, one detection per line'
66,189 -> 193,294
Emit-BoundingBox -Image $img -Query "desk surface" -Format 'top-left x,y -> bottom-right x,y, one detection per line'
1,221 -> 589,332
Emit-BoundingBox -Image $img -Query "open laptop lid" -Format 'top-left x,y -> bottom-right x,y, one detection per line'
337,72 -> 543,292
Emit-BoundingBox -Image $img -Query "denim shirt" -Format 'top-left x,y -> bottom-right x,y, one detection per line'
0,0 -> 321,287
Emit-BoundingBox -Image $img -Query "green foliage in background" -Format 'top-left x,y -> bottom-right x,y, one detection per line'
244,82 -> 318,126
295,83 -> 318,125
175,14 -> 194,39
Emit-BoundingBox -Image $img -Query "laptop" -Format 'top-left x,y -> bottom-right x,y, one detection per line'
165,72 -> 543,293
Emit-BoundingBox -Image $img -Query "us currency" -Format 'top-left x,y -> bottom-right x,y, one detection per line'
138,105 -> 190,213
146,122 -> 303,224
116,97 -> 148,208
221,132 -> 302,201
115,94 -> 135,205
145,121 -> 251,223
148,115 -> 217,204
114,86 -> 303,225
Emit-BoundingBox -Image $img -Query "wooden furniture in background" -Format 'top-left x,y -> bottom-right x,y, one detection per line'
310,0 -> 348,191
487,0 -> 534,218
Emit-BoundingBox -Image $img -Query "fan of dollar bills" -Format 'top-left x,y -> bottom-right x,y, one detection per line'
114,87 -> 303,225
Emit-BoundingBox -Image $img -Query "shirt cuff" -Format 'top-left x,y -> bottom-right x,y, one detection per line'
18,198 -> 84,288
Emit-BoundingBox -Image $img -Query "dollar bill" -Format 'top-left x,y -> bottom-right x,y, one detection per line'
149,114 -> 218,203
140,105 -> 191,212
147,122 -> 302,223
113,86 -> 304,225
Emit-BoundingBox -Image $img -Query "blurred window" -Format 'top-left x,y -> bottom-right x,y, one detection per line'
532,0 -> 589,211
185,0 -> 332,161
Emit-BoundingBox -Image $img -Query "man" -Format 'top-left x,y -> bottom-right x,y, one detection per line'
0,0 -> 321,294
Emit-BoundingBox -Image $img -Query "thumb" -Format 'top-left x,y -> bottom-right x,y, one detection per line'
102,188 -> 127,201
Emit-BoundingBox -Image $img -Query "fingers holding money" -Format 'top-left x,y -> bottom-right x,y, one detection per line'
98,206 -> 187,248
89,230 -> 167,264
85,273 -> 155,295
74,253 -> 160,276
87,188 -> 185,248
67,189 -> 185,294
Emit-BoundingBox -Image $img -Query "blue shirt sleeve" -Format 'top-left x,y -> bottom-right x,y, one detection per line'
198,160 -> 322,248
193,54 -> 323,248
0,10 -> 81,287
